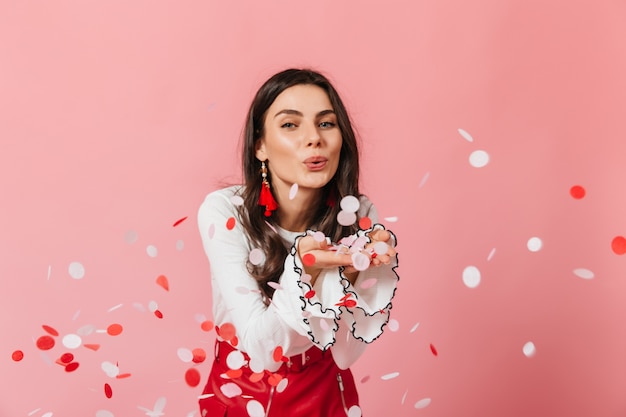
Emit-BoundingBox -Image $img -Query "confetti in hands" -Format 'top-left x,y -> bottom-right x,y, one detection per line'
298,228 -> 396,286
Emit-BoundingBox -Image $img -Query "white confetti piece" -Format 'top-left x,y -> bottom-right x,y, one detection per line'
301,273 -> 312,283
41,413 -> 53,417
469,150 -> 490,168
133,302 -> 147,312
246,400 -> 265,417
96,410 -> 114,417
146,245 -> 158,258
414,398 -> 432,409
68,262 -> 85,279
523,341 -> 536,357
352,252 -> 370,271
101,361 -> 120,378
573,268 -> 594,280
230,195 -> 244,206
348,405 -> 362,417
108,304 -> 123,312
177,348 -> 193,363
384,216 -> 398,222
148,300 -> 158,313
176,240 -> 184,251
276,378 -> 289,393
27,408 -> 41,416
340,195 -> 360,212
487,247 -> 496,261
77,324 -> 96,336
226,350 -> 245,370
410,322 -> 420,333
220,382 -> 243,398
387,318 -> 400,332
249,248 -> 265,266
527,237 -> 543,252
289,183 -> 299,200
462,265 -> 481,288
458,128 -> 473,142
312,231 -> 326,242
381,372 -> 400,380
249,356 -> 264,373
373,241 -> 389,255
195,313 -> 207,323
401,389 -> 408,405
62,334 -> 82,349
337,210 -> 357,226
124,230 -> 138,244
47,265 -> 51,280
418,171 -> 430,188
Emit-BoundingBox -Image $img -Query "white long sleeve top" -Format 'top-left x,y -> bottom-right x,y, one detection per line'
197,186 -> 399,372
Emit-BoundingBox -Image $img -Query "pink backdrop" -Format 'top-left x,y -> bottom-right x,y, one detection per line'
1,1 -> 625,416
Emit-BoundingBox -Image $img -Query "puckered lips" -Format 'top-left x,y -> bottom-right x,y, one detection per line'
303,155 -> 328,171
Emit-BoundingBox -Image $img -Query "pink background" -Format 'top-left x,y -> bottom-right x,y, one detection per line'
1,1 -> 625,416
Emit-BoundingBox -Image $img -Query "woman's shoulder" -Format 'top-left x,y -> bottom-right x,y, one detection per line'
199,185 -> 245,215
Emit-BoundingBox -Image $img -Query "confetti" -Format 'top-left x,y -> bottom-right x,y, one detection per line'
124,230 -> 138,244
527,237 -> 543,252
246,399 -> 265,417
107,304 -> 123,313
358,217 -> 372,230
304,290 -> 316,299
192,348 -> 206,363
418,171 -> 430,188
387,319 -> 400,332
230,195 -> 244,206
611,236 -> 626,255
312,231 -> 326,242
462,265 -> 481,288
60,353 -> 74,363
340,195 -> 360,212
42,325 -> 59,336
226,369 -> 243,379
36,335 -> 55,351
177,348 -> 193,363
458,128 -> 473,142
173,216 -> 188,227
107,324 -> 123,336
68,262 -> 85,279
154,310 -> 164,319
348,405 -> 362,417
469,150 -> 489,168
570,185 -> 585,199
84,344 -> 100,351
146,245 -> 158,258
384,216 -> 398,222
226,217 -> 236,230
217,322 -> 236,341
573,268 -> 594,280
156,275 -> 170,291
102,361 -> 120,378
337,210 -> 357,226
249,248 -> 265,266
401,389 -> 408,405
523,341 -> 536,357
226,350 -> 245,370
276,378 -> 289,393
360,375 -> 370,383
273,346 -> 284,362
289,183 -> 299,200
373,242 -> 388,255
220,382 -> 243,398
200,320 -> 214,332
410,322 -> 420,333
414,398 -> 432,409
12,350 -> 24,361
268,373 -> 283,387
116,373 -> 131,379
96,411 -> 114,417
185,368 -> 201,387
381,372 -> 400,380
487,247 -> 496,261
302,253 -> 316,267
430,343 -> 438,356
65,362 -> 80,372
104,383 -> 113,398
351,252 -> 370,271
301,273 -> 312,283
176,240 -> 184,251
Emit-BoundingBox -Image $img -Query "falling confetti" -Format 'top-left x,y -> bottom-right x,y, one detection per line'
611,236 -> 626,255
418,172 -> 430,188
221,382 -> 243,398
102,361 -> 120,378
146,245 -> 158,258
387,319 -> 400,332
410,322 -> 420,333
340,195 -> 360,212
68,262 -> 85,279
570,185 -> 586,199
42,325 -> 59,336
458,128 -> 474,142
65,362 -> 80,372
487,247 -> 496,261
289,183 -> 299,200
96,411 -> 114,417
302,253 -> 316,267
246,399 -> 265,417
12,350 -> 24,361
230,195 -> 244,206
185,368 -> 201,387
348,405 -> 362,417
177,348 -> 193,363
384,216 -> 398,222
156,275 -> 170,291
217,322 -> 236,341
358,216 -> 372,230
176,240 -> 184,250
107,324 -> 123,336
430,343 -> 438,356
226,217 -> 236,230
226,350 -> 245,370
249,248 -> 266,266
573,268 -> 594,280
192,348 -> 206,363
527,237 -> 543,252
59,353 -> 74,363
36,335 -> 55,351
523,341 -> 536,357
104,383 -> 113,398
337,210 -> 357,226
124,230 -> 138,244
304,290 -> 316,299
200,320 -> 214,332
414,398 -> 432,409
381,372 -> 400,380
173,216 -> 188,227
469,150 -> 490,168
462,265 -> 481,288
351,252 -> 370,271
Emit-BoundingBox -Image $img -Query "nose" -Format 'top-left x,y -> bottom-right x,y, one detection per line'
305,123 -> 322,147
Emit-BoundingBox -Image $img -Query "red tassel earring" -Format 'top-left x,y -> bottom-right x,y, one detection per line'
258,161 -> 278,217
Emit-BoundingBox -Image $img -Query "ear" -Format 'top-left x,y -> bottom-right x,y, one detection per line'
255,138 -> 267,161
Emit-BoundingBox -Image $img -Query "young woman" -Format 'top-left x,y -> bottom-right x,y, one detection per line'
197,68 -> 399,417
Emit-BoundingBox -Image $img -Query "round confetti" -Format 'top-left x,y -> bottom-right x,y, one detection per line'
351,252 -> 370,271
12,350 -> 24,361
249,356 -> 264,374
249,248 -> 265,266
573,268 -> 594,280
246,399 -> 265,417
373,242 -> 389,256
276,377 -> 289,393
570,185 -> 586,199
218,322 -> 236,341
226,217 -> 236,230
312,231 -> 326,242
523,341 -> 536,357
230,195 -> 244,206
107,324 -> 123,336
226,350 -> 245,370
68,262 -> 85,279
62,334 -> 82,349
221,382 -> 243,398
124,230 -> 138,244
96,411 -> 114,417
148,301 -> 158,312
192,348 -> 206,363
36,335 -> 55,351
340,195 -> 360,212
185,367 -> 201,387
289,183 -> 299,200
337,210 -> 357,226
65,362 -> 80,372
200,320 -> 214,332
176,239 -> 184,251
104,383 -> 113,398
462,265 -> 481,288
458,128 -> 473,142
302,253 -> 316,267
304,290 -> 316,299
268,373 -> 283,387
527,237 -> 543,252
348,405 -> 362,417
60,353 -> 74,363
146,245 -> 158,258
101,361 -> 119,378
469,150 -> 489,167
611,236 -> 626,255
301,273 -> 312,283
381,372 -> 400,380
360,278 -> 377,289
387,319 -> 400,332
272,346 -> 284,362
177,347 -> 193,363
358,217 -> 372,230
414,398 -> 432,409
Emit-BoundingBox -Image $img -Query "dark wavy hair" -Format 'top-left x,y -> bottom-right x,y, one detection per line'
237,68 -> 361,299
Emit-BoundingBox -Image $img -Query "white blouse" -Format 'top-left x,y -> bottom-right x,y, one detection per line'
197,186 -> 399,372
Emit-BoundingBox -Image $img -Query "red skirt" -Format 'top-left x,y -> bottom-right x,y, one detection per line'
198,340 -> 360,417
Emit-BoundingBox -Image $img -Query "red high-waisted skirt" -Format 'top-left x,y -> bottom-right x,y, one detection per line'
198,340 -> 360,416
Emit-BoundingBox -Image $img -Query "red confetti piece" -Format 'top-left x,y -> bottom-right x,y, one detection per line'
107,324 -> 123,336
65,362 -> 80,372
611,236 -> 626,255
156,275 -> 169,291
268,373 -> 283,387
230,336 -> 239,347
358,216 -> 372,230
83,344 -> 100,351
430,343 -> 438,356
226,217 -> 236,230
185,368 -> 201,387
104,383 -> 113,398
11,350 -> 24,362
42,325 -> 59,336
344,299 -> 357,308
192,348 -> 206,364
371,253 -> 378,259
217,323 -> 236,341
339,294 -> 352,302
272,346 -> 284,362
302,254 -> 316,267
570,185 -> 586,199
154,310 -> 164,319
226,368 -> 243,379
36,335 -> 55,351
200,320 -> 214,332
173,216 -> 188,227
60,353 -> 74,364
304,290 -> 316,299
249,372 -> 264,383
116,373 -> 132,379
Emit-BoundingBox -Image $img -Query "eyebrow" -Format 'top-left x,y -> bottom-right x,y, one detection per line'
273,109 -> 335,118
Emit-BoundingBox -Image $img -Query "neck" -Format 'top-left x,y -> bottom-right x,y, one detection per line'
272,183 -> 322,232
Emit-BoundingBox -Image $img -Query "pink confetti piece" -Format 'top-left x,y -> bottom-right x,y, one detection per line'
457,128 -> 473,142
246,400 -> 265,417
289,183 -> 299,200
414,398 -> 432,409
337,210 -> 357,226
156,275 -> 170,291
220,382 -> 243,398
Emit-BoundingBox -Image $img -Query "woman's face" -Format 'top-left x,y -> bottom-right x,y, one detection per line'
255,84 -> 342,199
